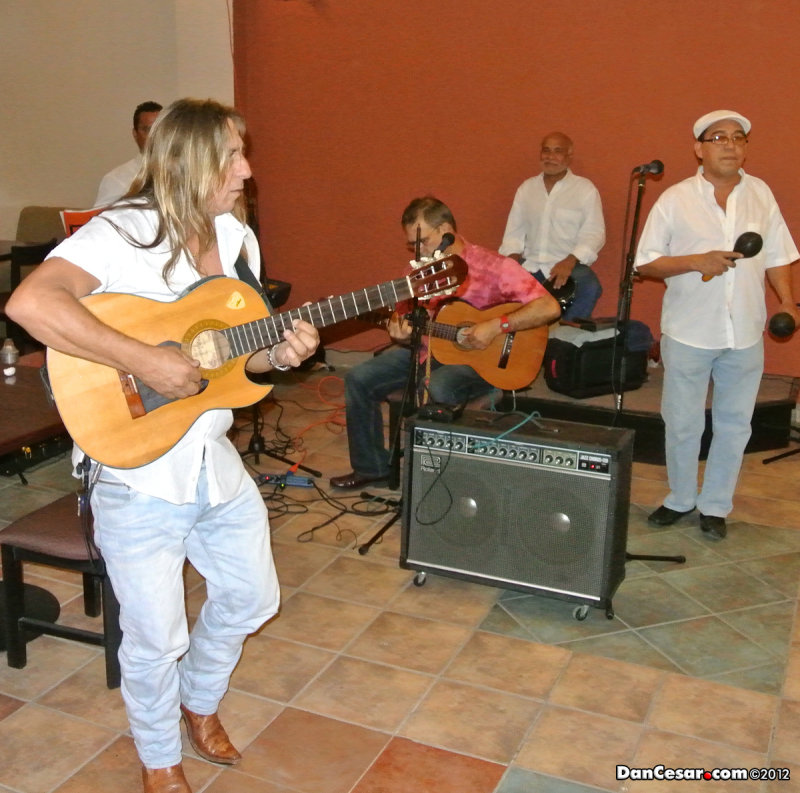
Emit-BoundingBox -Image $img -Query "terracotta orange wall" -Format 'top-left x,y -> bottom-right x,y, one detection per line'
233,0 -> 800,376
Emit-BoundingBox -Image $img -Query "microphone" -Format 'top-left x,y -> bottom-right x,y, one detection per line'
632,160 -> 664,175
435,232 -> 455,254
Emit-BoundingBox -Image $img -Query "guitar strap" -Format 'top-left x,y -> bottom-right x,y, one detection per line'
234,253 -> 276,313
76,454 -> 103,570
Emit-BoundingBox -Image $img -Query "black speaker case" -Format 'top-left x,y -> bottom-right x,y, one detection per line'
401,411 -> 634,616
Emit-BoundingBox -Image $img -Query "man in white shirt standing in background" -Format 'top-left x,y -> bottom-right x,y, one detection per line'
94,100 -> 162,207
499,131 -> 606,321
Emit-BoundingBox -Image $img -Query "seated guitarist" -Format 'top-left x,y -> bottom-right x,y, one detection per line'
7,99 -> 319,793
330,195 -> 561,490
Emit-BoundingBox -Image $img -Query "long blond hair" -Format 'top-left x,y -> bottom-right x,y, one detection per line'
113,98 -> 249,281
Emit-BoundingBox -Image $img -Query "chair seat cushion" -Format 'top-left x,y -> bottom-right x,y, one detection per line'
0,494 -> 95,560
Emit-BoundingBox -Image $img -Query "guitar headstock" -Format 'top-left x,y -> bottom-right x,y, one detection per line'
408,253 -> 467,302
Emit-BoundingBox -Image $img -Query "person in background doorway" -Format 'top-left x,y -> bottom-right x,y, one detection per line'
94,100 -> 163,207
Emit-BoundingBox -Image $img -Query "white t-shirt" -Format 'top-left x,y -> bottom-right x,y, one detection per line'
94,156 -> 142,207
635,168 -> 799,350
48,205 -> 262,505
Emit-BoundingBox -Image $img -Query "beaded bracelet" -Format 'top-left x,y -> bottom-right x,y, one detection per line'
267,345 -> 291,371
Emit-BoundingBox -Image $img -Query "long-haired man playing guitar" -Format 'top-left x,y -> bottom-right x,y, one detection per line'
8,98 -> 320,793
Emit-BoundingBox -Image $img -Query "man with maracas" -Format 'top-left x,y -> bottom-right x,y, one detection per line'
635,109 -> 799,541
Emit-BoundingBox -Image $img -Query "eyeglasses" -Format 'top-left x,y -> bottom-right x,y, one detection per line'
701,133 -> 748,146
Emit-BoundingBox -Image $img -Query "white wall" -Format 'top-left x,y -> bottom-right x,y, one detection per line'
0,0 -> 234,239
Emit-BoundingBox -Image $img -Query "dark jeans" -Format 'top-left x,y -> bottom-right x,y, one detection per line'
343,346 -> 495,476
534,263 -> 602,321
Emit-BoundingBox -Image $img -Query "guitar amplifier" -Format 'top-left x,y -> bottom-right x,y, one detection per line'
401,411 -> 634,616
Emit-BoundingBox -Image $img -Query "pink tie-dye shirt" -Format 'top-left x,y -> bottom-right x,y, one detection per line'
398,239 -> 548,359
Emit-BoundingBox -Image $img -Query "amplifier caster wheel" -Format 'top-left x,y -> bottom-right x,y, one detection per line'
413,572 -> 427,587
573,604 -> 589,621
605,607 -> 615,620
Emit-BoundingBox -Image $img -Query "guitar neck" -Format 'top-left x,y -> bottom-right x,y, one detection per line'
223,275 -> 416,358
426,319 -> 459,342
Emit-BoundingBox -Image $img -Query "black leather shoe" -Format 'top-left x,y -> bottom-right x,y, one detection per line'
329,471 -> 388,490
648,505 -> 695,526
699,513 -> 727,540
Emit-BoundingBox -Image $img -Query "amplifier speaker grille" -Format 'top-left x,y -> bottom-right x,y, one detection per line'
401,412 -> 634,610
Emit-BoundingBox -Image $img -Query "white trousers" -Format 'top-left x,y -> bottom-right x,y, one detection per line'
91,466 -> 279,768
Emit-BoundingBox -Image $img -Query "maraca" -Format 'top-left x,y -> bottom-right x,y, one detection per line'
702,231 -> 763,282
768,312 -> 796,338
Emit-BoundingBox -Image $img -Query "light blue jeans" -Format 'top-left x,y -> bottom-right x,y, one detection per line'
91,466 -> 279,769
660,334 -> 763,518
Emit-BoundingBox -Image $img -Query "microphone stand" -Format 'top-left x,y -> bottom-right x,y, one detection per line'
614,170 -> 648,414
617,166 -> 684,567
358,300 -> 428,555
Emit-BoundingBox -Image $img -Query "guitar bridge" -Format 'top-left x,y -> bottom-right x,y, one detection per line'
498,333 -> 514,370
119,371 -> 146,419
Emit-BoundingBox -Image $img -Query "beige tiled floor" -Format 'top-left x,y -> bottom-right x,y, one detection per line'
1,363 -> 800,792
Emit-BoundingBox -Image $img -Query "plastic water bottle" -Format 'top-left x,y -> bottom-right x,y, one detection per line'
0,338 -> 20,377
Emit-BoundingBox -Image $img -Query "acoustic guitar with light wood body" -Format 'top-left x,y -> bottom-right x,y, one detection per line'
427,300 -> 549,391
45,256 -> 466,469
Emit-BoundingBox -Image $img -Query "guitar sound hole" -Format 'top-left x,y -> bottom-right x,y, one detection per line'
454,326 -> 472,348
190,329 -> 231,369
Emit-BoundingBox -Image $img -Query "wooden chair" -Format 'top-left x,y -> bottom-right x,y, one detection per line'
0,239 -> 57,353
15,206 -> 67,245
0,494 -> 122,689
60,207 -> 104,237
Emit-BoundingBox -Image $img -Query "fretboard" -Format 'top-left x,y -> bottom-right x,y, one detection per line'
425,320 -> 459,342
223,275 -> 413,358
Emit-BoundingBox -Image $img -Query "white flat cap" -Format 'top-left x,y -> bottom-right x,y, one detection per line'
693,109 -> 751,139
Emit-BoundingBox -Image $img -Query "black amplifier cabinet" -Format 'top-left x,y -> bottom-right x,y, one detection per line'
401,411 -> 634,617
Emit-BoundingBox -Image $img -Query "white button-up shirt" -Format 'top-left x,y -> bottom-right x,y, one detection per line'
499,170 -> 606,277
49,205 -> 262,505
635,168 -> 799,350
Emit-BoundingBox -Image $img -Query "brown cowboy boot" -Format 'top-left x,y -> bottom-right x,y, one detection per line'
180,704 -> 242,765
141,763 -> 192,793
